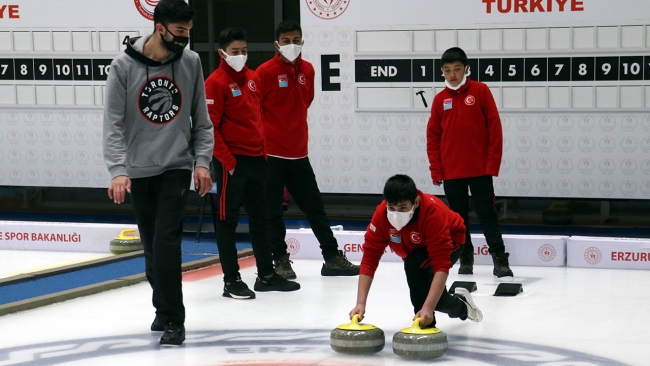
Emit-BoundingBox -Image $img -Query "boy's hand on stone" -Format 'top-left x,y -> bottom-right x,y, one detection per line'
350,305 -> 366,321
414,308 -> 435,327
433,180 -> 443,186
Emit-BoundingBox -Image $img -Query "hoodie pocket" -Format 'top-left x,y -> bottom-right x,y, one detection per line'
126,130 -> 190,168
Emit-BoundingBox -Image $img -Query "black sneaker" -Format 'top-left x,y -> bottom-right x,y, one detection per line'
458,254 -> 474,275
151,315 -> 164,332
254,272 -> 300,292
223,276 -> 256,299
321,250 -> 360,276
492,252 -> 514,278
274,254 -> 297,280
160,323 -> 185,346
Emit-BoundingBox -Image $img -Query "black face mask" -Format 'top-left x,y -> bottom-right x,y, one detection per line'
161,25 -> 189,54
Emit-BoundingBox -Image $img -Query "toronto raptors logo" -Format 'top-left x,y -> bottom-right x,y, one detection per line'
306,0 -> 351,20
538,244 -> 556,262
247,80 -> 257,92
134,0 -> 159,20
286,238 -> 301,255
465,95 -> 475,106
139,77 -> 182,124
584,247 -> 602,265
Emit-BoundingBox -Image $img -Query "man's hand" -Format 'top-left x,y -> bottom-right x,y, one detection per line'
349,304 -> 366,321
229,168 -> 235,175
433,180 -> 443,186
414,306 -> 435,327
108,176 -> 131,204
194,167 -> 212,197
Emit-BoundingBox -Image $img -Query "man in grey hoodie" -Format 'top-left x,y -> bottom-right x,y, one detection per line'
103,0 -> 213,346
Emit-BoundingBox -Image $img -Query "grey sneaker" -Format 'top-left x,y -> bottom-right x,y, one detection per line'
274,254 -> 297,280
454,287 -> 483,322
321,250 -> 360,276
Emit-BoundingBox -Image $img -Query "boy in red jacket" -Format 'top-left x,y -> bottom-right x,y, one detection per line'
350,175 -> 482,327
204,28 -> 299,299
256,20 -> 359,280
427,47 -> 513,277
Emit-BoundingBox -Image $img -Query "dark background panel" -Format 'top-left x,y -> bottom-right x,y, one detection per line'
572,57 -> 595,81
595,57 -> 619,81
501,58 -> 524,82
53,59 -> 74,81
355,59 -> 412,82
34,59 -> 54,80
619,56 -> 644,81
479,58 -> 501,82
525,58 -> 547,82
0,58 -> 16,80
14,58 -> 34,80
412,59 -> 434,82
548,57 -> 571,81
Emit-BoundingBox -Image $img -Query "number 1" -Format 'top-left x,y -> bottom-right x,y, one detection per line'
421,65 -> 426,77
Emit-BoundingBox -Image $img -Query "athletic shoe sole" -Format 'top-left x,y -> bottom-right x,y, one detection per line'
222,292 -> 256,299
320,268 -> 360,276
454,287 -> 483,322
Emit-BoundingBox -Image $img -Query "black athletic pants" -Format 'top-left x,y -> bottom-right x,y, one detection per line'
404,247 -> 467,324
266,156 -> 339,261
443,175 -> 505,256
131,169 -> 191,326
214,155 -> 274,283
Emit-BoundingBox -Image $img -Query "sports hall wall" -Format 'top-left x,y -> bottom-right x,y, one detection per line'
1,0 -> 649,201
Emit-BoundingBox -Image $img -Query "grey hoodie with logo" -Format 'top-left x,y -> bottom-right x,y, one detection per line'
103,35 -> 213,180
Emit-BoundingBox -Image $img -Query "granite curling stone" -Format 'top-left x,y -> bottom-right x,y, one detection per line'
392,317 -> 448,360
330,314 -> 385,355
109,229 -> 143,254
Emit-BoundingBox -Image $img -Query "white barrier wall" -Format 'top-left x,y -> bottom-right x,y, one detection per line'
0,220 -> 138,253
301,0 -> 650,198
567,236 -> 650,269
286,229 -> 567,267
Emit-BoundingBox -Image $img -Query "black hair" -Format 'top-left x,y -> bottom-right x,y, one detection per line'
383,175 -> 418,205
440,47 -> 468,67
153,0 -> 195,27
219,28 -> 247,50
275,20 -> 302,41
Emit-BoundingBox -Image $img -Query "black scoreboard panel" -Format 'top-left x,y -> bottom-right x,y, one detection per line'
0,58 -> 113,81
356,55 -> 650,83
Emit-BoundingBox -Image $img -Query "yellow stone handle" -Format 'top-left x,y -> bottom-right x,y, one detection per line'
116,229 -> 139,240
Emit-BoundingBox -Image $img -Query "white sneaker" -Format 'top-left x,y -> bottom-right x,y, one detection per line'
454,287 -> 483,322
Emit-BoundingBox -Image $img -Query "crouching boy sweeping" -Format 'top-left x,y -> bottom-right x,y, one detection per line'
349,174 -> 483,327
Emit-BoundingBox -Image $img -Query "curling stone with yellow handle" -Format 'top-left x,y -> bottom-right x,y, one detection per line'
392,317 -> 448,359
109,229 -> 143,254
330,314 -> 385,354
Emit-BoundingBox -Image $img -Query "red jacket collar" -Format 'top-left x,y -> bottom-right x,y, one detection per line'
272,53 -> 302,74
220,58 -> 249,83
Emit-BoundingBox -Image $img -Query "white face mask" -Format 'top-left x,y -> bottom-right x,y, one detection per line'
276,42 -> 302,62
387,206 -> 415,231
223,52 -> 247,72
444,66 -> 470,91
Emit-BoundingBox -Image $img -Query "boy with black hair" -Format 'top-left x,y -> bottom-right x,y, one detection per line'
350,174 -> 482,327
256,20 -> 359,280
104,0 -> 213,346
204,27 -> 300,299
427,47 -> 513,277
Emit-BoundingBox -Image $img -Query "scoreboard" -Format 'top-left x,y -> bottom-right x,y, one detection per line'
301,0 -> 650,199
355,56 -> 650,84
0,0 -> 152,188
